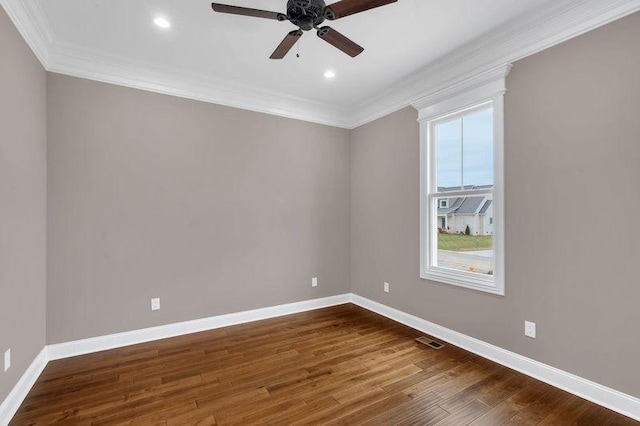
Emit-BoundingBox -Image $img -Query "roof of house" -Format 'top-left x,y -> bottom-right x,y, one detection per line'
479,199 -> 493,214
438,196 -> 493,216
456,197 -> 485,214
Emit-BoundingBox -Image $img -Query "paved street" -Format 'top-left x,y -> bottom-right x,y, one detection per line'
438,250 -> 494,274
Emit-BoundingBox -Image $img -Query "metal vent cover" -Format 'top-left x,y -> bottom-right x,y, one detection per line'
416,336 -> 445,349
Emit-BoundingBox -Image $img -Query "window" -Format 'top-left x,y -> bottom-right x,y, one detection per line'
416,65 -> 508,295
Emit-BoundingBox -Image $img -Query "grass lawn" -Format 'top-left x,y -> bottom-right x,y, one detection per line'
438,234 -> 493,251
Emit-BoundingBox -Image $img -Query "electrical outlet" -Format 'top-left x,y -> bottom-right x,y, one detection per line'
311,277 -> 318,288
384,282 -> 390,293
4,349 -> 10,372
151,298 -> 161,311
525,321 -> 536,338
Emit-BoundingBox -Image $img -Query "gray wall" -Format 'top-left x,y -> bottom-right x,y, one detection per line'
350,12 -> 640,398
46,74 -> 351,343
0,7 -> 47,403
3,2 -> 639,407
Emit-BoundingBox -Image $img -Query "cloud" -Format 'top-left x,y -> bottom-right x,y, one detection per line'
436,108 -> 493,188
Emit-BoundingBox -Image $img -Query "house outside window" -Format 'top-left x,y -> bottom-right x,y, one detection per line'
415,65 -> 509,296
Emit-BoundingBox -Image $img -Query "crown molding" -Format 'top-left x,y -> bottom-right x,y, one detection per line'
47,43 -> 354,128
350,0 -> 640,128
47,43 -> 353,129
2,0 -> 352,128
412,63 -> 512,120
0,0 -> 53,66
3,0 -> 639,129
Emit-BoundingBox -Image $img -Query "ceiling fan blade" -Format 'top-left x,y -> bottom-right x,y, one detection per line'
317,26 -> 363,57
324,0 -> 397,20
211,3 -> 287,21
270,30 -> 303,59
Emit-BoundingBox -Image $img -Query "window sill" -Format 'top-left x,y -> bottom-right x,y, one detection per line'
420,268 -> 504,296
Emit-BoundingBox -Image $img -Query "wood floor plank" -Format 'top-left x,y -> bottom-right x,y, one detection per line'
437,367 -> 516,413
538,394 -> 593,426
327,392 -> 413,425
9,304 -> 638,425
434,399 -> 492,425
366,392 -> 444,425
502,385 -> 572,426
575,404 -> 639,425
396,404 -> 451,426
468,380 -> 555,426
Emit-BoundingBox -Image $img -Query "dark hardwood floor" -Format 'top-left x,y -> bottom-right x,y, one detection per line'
11,304 -> 638,425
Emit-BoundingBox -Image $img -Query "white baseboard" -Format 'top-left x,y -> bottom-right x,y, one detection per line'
0,347 -> 48,426
2,294 -> 351,424
351,293 -> 640,422
3,293 -> 638,424
47,294 -> 352,361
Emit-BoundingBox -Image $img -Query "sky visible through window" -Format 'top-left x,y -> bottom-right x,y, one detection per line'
437,108 -> 494,188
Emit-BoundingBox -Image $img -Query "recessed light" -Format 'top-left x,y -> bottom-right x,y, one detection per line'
323,70 -> 336,79
154,17 -> 171,29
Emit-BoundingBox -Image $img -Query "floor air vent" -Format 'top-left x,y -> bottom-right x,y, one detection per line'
416,336 -> 445,349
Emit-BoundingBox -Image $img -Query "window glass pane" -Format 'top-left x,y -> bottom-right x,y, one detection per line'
436,118 -> 462,190
435,195 -> 494,276
463,108 -> 494,187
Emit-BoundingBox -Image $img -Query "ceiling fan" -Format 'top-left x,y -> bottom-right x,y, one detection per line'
210,0 -> 398,59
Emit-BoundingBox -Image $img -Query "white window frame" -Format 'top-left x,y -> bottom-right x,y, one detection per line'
439,199 -> 449,208
415,65 -> 510,296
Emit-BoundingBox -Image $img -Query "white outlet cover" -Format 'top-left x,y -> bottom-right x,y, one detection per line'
4,349 -> 10,372
312,277 -> 318,287
525,321 -> 536,338
151,298 -> 161,311
384,282 -> 390,293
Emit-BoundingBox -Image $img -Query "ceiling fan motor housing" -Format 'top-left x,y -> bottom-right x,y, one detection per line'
287,0 -> 326,31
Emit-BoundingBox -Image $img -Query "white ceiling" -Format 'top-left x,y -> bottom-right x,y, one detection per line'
4,0 -> 638,127
37,0 -> 553,108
